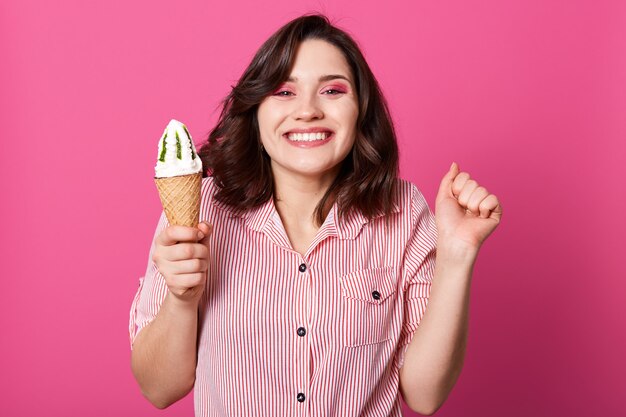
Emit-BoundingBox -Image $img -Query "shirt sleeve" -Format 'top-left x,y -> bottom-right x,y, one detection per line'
128,211 -> 170,349
395,185 -> 438,370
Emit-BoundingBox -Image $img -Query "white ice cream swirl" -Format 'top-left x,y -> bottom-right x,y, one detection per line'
154,119 -> 203,178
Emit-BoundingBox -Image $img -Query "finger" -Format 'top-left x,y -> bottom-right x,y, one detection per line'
157,225 -> 205,246
170,258 -> 208,275
467,186 -> 489,215
451,172 -> 471,198
167,272 -> 207,291
457,179 -> 479,207
167,242 -> 209,262
437,162 -> 460,200
198,222 -> 213,247
478,194 -> 501,219
198,221 -> 211,236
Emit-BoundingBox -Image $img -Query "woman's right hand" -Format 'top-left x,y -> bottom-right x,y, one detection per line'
152,221 -> 213,304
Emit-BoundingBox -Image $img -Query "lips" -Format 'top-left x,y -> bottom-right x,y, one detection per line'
285,131 -> 332,141
283,131 -> 335,148
283,126 -> 334,141
284,127 -> 334,134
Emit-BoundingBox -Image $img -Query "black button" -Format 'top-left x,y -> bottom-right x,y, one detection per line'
372,290 -> 381,300
297,327 -> 306,337
297,393 -> 306,402
298,263 -> 307,273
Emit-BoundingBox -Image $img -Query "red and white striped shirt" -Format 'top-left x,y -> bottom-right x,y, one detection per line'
129,176 -> 437,417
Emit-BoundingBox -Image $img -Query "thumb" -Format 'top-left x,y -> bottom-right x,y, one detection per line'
198,221 -> 213,246
437,162 -> 460,201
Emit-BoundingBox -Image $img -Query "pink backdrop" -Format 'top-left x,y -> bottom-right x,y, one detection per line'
2,0 -> 625,416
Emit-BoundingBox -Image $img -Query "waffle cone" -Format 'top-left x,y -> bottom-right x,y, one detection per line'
154,173 -> 202,227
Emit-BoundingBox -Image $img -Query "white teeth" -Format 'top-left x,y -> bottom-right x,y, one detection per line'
287,132 -> 331,141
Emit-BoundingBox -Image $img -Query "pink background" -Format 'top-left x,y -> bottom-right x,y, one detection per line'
2,0 -> 625,416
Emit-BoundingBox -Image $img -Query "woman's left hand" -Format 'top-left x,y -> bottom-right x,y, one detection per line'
434,162 -> 502,251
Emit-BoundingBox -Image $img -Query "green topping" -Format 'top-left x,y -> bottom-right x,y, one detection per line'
182,125 -> 196,160
158,131 -> 168,162
175,131 -> 182,159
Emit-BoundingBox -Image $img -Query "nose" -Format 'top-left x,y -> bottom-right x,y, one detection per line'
292,92 -> 323,121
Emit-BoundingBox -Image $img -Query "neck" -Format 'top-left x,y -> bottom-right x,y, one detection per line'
272,165 -> 339,227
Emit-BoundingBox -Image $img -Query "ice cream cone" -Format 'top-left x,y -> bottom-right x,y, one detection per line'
154,172 -> 202,227
153,119 -> 203,227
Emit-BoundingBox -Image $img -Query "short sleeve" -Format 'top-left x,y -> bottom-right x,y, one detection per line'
395,185 -> 438,369
128,211 -> 170,349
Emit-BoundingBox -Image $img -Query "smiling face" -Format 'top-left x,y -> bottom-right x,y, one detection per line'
257,39 -> 360,185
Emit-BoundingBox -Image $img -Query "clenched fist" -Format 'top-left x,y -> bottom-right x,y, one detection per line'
435,162 -> 502,250
152,221 -> 213,304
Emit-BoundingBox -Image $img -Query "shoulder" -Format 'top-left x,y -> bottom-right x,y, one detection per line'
200,175 -> 244,218
200,175 -> 218,209
199,176 -> 221,217
200,175 -> 218,197
393,178 -> 432,220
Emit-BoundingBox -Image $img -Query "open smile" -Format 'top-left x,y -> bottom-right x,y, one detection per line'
286,132 -> 332,142
283,131 -> 335,148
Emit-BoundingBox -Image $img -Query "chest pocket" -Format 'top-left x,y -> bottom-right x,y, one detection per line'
340,266 -> 398,347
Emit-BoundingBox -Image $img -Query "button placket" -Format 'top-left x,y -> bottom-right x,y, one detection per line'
294,258 -> 311,408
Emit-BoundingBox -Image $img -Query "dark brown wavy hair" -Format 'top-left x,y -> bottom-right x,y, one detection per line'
198,13 -> 399,226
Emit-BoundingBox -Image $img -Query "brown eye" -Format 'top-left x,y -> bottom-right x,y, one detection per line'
322,84 -> 347,95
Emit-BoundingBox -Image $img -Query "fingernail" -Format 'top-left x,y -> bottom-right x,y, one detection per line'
197,231 -> 205,240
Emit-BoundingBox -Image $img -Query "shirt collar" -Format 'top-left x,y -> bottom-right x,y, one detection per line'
212,194 -> 401,240
334,199 -> 401,239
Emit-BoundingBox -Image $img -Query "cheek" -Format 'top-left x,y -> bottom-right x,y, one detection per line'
256,105 -> 268,130
258,131 -> 273,150
335,100 -> 359,124
257,102 -> 286,132
341,110 -> 359,136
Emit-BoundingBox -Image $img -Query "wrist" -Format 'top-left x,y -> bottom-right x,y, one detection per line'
436,238 -> 480,264
165,291 -> 202,312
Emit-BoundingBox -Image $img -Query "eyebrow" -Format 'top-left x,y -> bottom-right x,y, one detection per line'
286,74 -> 352,83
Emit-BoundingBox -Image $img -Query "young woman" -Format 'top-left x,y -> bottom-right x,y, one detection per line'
130,14 -> 501,417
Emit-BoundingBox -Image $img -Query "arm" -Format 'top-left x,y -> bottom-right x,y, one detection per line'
400,163 -> 501,415
399,242 -> 476,415
131,293 -> 200,408
130,222 -> 213,409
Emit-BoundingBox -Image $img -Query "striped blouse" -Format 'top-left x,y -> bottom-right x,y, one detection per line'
129,176 -> 437,417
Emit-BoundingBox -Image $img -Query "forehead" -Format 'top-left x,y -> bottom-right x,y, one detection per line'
287,39 -> 354,83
